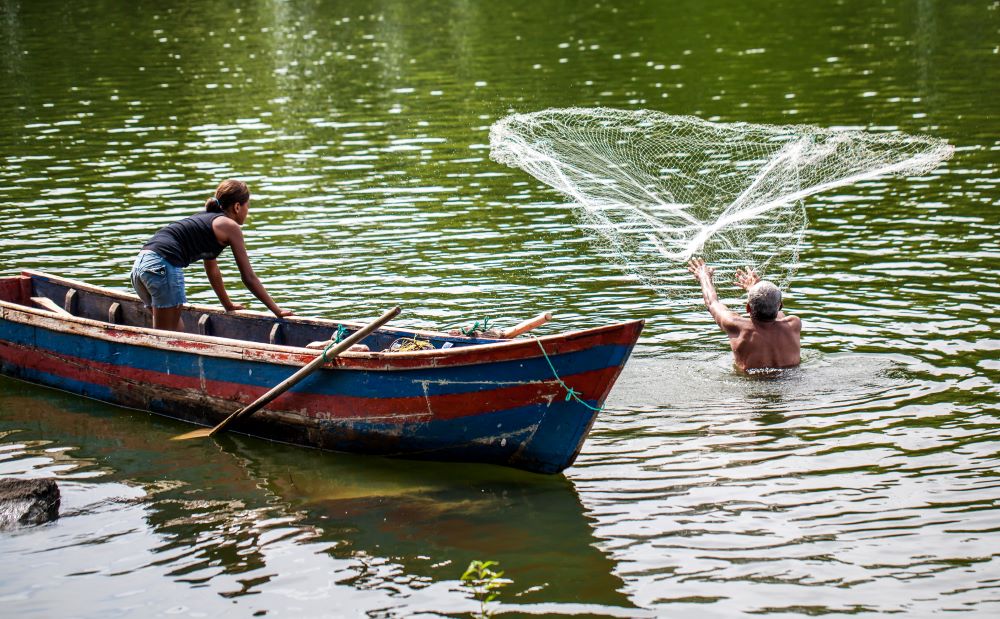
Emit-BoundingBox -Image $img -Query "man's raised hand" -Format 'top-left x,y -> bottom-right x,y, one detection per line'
735,267 -> 760,290
687,257 -> 714,281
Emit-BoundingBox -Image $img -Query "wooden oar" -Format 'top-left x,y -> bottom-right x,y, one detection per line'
172,306 -> 401,441
501,311 -> 553,338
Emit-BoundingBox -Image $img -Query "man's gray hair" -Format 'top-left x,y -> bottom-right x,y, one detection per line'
747,281 -> 782,321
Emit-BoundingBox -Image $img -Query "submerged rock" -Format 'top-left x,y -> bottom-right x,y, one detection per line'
0,478 -> 61,529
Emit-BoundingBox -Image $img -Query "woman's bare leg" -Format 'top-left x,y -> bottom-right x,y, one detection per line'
152,306 -> 184,331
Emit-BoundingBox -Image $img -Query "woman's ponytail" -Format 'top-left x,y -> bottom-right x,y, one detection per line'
206,179 -> 250,213
205,196 -> 224,213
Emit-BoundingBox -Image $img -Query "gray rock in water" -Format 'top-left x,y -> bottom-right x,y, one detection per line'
0,478 -> 61,529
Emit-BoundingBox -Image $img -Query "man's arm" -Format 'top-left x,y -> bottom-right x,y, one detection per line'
688,258 -> 742,335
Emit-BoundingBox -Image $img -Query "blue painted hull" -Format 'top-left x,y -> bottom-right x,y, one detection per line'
0,272 -> 643,473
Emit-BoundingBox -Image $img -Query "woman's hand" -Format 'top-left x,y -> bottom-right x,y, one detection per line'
224,303 -> 247,312
273,307 -> 295,318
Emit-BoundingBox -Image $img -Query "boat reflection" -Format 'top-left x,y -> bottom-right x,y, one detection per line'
0,378 -> 632,608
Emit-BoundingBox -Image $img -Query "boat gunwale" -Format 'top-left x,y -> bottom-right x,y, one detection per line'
2,270 -> 644,370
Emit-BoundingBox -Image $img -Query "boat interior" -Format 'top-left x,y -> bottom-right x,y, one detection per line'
0,272 -> 497,352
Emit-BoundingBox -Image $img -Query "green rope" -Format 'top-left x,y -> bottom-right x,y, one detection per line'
532,336 -> 603,412
334,324 -> 348,344
321,325 -> 350,361
460,317 -> 493,336
321,339 -> 337,362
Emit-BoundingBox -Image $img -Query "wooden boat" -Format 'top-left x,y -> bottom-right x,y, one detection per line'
0,271 -> 642,474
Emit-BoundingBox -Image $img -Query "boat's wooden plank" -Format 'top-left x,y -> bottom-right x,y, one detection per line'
31,296 -> 72,316
24,270 -> 505,351
0,277 -> 28,305
5,273 -> 642,370
21,269 -> 339,329
108,302 -> 122,324
3,301 -> 253,362
63,288 -> 77,315
19,275 -> 32,304
198,314 -> 211,336
2,295 -> 642,371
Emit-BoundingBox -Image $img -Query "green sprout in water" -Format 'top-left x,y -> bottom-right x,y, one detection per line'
460,560 -> 509,618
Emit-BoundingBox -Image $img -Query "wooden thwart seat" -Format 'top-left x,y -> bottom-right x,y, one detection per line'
31,296 -> 72,316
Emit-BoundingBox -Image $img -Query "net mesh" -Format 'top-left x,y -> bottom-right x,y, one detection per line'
490,107 -> 953,295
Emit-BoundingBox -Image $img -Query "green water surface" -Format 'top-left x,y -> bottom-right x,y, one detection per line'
1,1 -> 998,616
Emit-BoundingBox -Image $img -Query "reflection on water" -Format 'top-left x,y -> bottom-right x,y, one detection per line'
0,383 -> 634,616
1,0 -> 998,615
2,347 -> 997,616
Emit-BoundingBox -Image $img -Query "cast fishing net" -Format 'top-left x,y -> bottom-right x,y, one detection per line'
489,108 -> 953,295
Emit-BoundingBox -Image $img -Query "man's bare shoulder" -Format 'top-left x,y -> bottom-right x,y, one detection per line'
716,310 -> 752,333
744,314 -> 801,333
781,315 -> 802,331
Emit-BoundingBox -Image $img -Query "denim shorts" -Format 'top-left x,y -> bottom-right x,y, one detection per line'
131,250 -> 186,309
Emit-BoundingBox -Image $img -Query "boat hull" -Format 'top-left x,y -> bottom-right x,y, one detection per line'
0,272 -> 642,473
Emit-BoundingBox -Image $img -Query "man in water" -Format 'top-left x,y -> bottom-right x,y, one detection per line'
687,258 -> 801,371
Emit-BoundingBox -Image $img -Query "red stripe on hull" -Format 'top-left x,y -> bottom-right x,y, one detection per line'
269,366 -> 620,422
0,340 -> 622,423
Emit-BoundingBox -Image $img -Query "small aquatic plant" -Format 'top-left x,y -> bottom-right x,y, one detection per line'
460,560 -> 509,618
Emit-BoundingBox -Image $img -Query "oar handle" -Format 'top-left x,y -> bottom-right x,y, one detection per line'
208,306 -> 401,437
501,311 -> 553,338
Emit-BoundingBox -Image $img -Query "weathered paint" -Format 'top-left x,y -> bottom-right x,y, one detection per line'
0,272 -> 643,474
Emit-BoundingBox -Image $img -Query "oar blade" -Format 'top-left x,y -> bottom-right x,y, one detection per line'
171,427 -> 215,441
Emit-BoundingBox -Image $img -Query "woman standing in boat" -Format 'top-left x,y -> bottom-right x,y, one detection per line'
130,179 -> 292,331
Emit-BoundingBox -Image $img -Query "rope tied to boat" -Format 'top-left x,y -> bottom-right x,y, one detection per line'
460,317 -> 493,336
532,336 -> 602,412
334,324 -> 348,344
321,340 -> 337,362
319,325 -> 351,361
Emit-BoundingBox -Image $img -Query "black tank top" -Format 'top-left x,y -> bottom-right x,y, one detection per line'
142,212 -> 226,267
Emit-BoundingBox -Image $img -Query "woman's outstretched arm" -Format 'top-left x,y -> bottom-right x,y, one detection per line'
204,258 -> 244,312
215,218 -> 293,318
